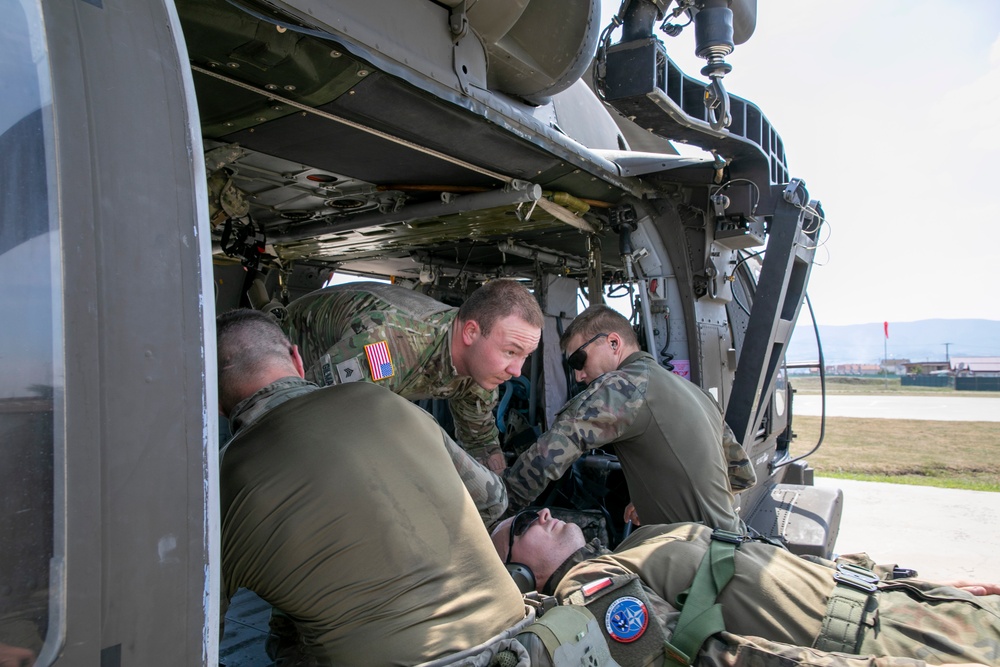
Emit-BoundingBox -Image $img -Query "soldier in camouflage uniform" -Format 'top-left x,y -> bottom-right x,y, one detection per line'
217,310 -> 526,665
494,509 -> 1000,667
283,280 -> 543,472
504,305 -> 754,533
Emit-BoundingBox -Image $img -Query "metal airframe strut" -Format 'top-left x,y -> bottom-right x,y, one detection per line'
725,179 -> 823,453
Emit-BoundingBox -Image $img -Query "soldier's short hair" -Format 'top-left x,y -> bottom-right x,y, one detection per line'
560,305 -> 638,352
217,308 -> 293,415
457,279 -> 543,336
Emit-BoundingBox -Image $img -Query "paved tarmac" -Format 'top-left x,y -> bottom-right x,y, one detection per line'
816,477 -> 1000,582
794,394 -> 1000,421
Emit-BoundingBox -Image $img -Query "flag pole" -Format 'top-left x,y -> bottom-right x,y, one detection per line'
883,321 -> 888,389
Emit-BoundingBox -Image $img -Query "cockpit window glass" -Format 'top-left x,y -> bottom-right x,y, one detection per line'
0,0 -> 63,664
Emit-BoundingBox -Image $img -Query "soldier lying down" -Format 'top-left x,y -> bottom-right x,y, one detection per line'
493,508 -> 1000,667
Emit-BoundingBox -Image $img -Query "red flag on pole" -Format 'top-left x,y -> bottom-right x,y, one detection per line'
884,321 -> 889,339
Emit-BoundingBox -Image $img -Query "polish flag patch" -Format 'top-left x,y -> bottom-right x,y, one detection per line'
581,577 -> 613,597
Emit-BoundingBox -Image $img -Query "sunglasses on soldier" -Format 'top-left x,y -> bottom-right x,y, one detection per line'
566,333 -> 609,371
505,509 -> 540,563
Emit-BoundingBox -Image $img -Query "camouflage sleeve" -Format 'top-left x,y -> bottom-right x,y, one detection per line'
298,321 -> 397,387
283,289 -> 365,369
503,373 -> 643,512
722,421 -> 756,492
438,425 -> 508,525
449,386 -> 501,466
697,632 -> 928,667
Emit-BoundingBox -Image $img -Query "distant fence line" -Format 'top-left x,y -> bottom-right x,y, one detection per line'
898,375 -> 1000,391
901,376 -> 952,388
955,376 -> 1000,392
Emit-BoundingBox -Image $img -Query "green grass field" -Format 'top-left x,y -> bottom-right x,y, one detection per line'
789,413 -> 1000,492
784,374 -> 1000,491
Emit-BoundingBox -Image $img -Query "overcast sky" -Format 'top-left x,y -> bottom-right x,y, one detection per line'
602,0 -> 1000,327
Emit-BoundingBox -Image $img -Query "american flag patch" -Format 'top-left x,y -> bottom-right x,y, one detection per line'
364,340 -> 395,381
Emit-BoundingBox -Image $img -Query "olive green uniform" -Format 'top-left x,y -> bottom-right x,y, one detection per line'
505,352 -> 750,532
283,282 -> 501,465
221,379 -> 525,665
551,523 -> 1000,666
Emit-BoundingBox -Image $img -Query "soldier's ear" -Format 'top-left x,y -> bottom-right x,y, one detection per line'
460,318 -> 481,345
290,345 -> 306,378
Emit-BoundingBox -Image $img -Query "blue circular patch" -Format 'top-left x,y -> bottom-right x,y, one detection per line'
604,595 -> 648,643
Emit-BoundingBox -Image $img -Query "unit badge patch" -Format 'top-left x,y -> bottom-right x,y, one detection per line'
364,340 -> 395,381
605,595 -> 648,643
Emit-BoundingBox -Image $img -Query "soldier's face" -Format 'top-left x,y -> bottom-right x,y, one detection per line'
462,315 -> 541,390
508,508 -> 585,566
565,332 -> 618,385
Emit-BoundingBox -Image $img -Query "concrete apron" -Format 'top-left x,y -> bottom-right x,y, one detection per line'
817,477 -> 1000,583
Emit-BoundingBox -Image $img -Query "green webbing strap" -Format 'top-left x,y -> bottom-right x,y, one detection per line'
520,605 -> 596,657
813,564 -> 878,654
663,530 -> 742,667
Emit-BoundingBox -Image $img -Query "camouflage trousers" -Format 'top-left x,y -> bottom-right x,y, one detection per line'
860,582 -> 1000,665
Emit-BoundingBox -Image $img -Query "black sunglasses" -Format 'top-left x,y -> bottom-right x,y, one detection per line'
566,333 -> 609,371
505,509 -> 540,563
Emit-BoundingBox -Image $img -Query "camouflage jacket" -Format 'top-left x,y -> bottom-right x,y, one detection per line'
227,377 -> 507,524
283,283 -> 500,464
504,352 -> 751,532
549,524 -> 1000,667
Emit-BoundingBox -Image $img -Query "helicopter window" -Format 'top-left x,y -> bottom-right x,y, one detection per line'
0,1 -> 63,663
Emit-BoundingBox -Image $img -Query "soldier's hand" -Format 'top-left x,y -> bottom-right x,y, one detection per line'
623,503 -> 641,526
943,580 -> 1000,596
486,452 -> 507,474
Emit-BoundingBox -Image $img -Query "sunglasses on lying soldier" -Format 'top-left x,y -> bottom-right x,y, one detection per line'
565,333 -> 609,371
505,509 -> 541,564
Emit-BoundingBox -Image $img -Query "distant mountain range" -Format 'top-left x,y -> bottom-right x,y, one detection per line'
785,319 -> 1000,366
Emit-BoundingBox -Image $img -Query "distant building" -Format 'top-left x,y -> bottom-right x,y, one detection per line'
880,358 -> 910,375
826,363 -> 882,375
951,356 -> 1000,376
902,361 -> 950,375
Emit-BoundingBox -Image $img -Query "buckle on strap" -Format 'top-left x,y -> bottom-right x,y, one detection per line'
710,529 -> 745,545
814,567 -> 878,654
834,563 -> 879,593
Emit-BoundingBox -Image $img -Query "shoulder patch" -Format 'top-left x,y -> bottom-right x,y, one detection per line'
364,340 -> 395,381
318,354 -> 338,386
604,595 -> 648,643
335,357 -> 364,383
581,577 -> 614,598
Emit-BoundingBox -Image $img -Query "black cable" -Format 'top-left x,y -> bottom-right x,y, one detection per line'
658,314 -> 674,370
606,282 -> 630,298
592,1 -> 632,100
733,249 -> 763,275
728,251 -> 757,317
731,277 -> 750,317
659,14 -> 692,37
774,292 -> 826,469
